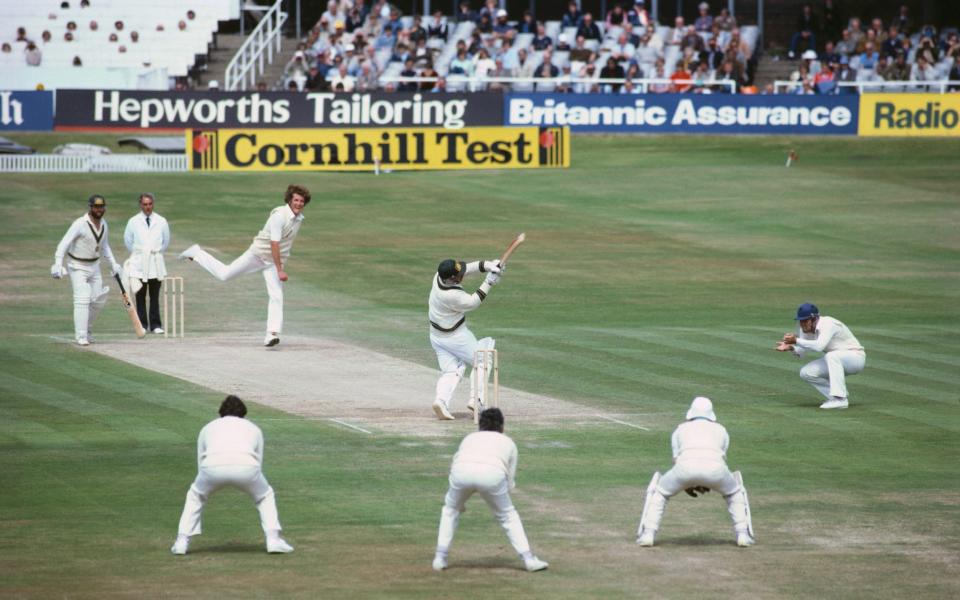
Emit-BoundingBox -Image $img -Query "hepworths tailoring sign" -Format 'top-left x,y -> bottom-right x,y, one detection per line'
0,91 -> 53,131
858,93 -> 960,137
188,127 -> 569,172
506,93 -> 858,135
55,90 -> 503,130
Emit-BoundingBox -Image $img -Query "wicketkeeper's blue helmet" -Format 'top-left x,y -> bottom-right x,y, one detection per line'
795,302 -> 819,320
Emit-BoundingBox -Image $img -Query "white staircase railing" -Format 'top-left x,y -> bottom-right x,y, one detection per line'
225,0 -> 288,91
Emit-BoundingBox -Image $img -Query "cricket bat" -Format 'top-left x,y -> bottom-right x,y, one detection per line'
114,273 -> 146,338
499,232 -> 526,266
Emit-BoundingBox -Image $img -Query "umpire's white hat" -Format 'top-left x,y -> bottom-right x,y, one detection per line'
686,396 -> 716,421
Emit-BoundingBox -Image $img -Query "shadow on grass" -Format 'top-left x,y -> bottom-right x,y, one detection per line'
446,556 -> 524,572
659,536 -> 735,547
189,543 -> 266,555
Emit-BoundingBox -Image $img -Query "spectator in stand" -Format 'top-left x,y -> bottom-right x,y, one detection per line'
109,32 -> 119,43
620,80 -> 641,94
681,25 -> 704,53
398,58 -> 418,91
606,3 -> 626,27
498,38 -> 518,69
599,56 -> 625,92
821,0 -> 843,42
130,31 -> 139,44
64,32 -> 75,42
476,13 -> 493,34
428,10 -> 448,41
24,42 -> 42,66
628,1 -> 650,27
90,20 -> 99,32
493,9 -> 512,37
611,32 -> 636,63
881,52 -> 909,81
916,36 -> 939,65
835,56 -> 856,92
788,4 -> 817,59
942,33 -> 960,61
284,51 -> 310,91
1,43 -> 12,55
881,26 -> 901,57
391,43 -> 412,64
512,47 -> 536,84
647,58 -> 668,92
868,18 -> 884,44
622,22 -> 641,47
557,34 -> 571,52
910,56 -> 938,83
848,17 -> 864,47
474,48 -> 496,77
635,31 -> 662,64
577,13 -> 601,41
478,0 -> 497,21
857,28 -> 877,54
694,3 -> 713,32
178,20 -> 188,32
537,49 -> 560,78
532,23 -> 552,51
419,61 -> 439,91
329,63 -> 356,91
67,21 -> 78,32
701,36 -> 724,70
449,46 -> 473,77
948,56 -> 960,91
667,17 -> 685,46
356,61 -> 379,91
518,10 -> 535,35
836,28 -> 856,56
408,16 -> 427,45
715,60 -> 746,93
41,30 -> 52,45
892,5 -> 911,35
814,61 -> 836,94
486,58 -> 509,91
715,7 -> 736,31
562,1 -> 582,28
455,2 -> 475,24
821,40 -> 841,65
859,42 -> 879,70
320,2 -> 342,35
115,20 -> 124,32
626,62 -> 644,80
797,79 -> 816,94
413,38 -> 431,67
570,35 -> 593,63
670,61 -> 692,92
691,61 -> 713,93
72,55 -> 82,66
345,6 -> 364,32
467,31 -> 484,55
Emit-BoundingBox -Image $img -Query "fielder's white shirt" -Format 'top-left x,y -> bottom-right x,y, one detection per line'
196,416 -> 264,469
793,316 -> 864,356
671,419 -> 730,462
249,204 -> 304,263
55,214 -> 117,266
451,431 -> 518,489
428,261 -> 491,331
123,211 -> 170,279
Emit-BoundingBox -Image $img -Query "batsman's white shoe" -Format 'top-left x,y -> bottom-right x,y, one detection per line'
171,535 -> 189,555
266,538 -> 294,554
433,401 -> 455,420
86,332 -> 95,343
264,333 -> 280,347
178,244 -> 199,261
524,557 -> 549,572
637,529 -> 655,547
737,532 -> 755,547
432,556 -> 448,571
819,397 -> 849,410
153,327 -> 164,334
76,337 -> 90,347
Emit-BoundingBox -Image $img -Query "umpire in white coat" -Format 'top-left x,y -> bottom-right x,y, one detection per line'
171,395 -> 293,555
637,397 -> 755,547
428,257 -> 503,420
123,193 -> 170,334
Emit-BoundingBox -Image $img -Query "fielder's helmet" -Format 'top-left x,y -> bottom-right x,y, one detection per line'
88,194 -> 106,207
795,302 -> 819,320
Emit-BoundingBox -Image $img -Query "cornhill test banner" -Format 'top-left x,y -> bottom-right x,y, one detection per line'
188,127 -> 570,172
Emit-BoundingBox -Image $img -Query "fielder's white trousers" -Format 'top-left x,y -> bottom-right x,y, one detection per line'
640,459 -> 750,535
67,261 -> 108,340
436,463 -> 531,556
430,326 -> 494,409
800,350 -> 866,400
192,248 -> 284,334
176,465 -> 282,537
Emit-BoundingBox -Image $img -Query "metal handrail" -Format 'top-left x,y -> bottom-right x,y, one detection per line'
225,0 -> 288,91
378,76 -> 737,94
773,79 -> 960,94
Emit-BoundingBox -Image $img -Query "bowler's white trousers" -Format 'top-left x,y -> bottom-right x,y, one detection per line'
436,463 -> 531,555
640,458 -> 750,535
67,260 -> 108,339
430,325 -> 493,409
176,465 -> 282,536
800,350 -> 865,400
191,248 -> 284,334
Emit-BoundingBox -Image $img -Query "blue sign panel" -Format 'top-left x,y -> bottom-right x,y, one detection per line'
0,91 -> 54,131
505,93 -> 859,135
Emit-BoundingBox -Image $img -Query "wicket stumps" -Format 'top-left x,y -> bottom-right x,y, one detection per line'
472,349 -> 499,424
163,276 -> 185,338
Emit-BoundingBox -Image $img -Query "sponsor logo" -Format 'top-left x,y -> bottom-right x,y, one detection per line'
1,92 -> 23,126
0,90 -> 53,131
859,94 -> 960,136
187,127 -> 569,172
505,94 -> 858,134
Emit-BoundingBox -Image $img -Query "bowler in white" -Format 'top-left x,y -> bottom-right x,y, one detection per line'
171,395 -> 293,555
123,193 -> 170,333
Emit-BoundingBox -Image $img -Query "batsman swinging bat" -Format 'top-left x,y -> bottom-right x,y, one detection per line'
114,274 -> 147,338
499,232 -> 526,266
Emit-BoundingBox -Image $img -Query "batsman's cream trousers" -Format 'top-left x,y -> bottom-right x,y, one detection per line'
641,458 -> 750,535
177,465 -> 282,536
430,326 -> 494,408
800,350 -> 865,400
67,261 -> 108,340
436,463 -> 531,555
191,248 -> 284,334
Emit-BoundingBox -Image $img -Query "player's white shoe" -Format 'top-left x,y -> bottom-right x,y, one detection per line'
76,337 -> 90,347
178,244 -> 199,261
153,327 -> 164,334
170,535 -> 189,555
819,397 -> 849,410
637,529 -> 655,547
433,401 -> 454,420
737,532 -> 755,547
266,537 -> 294,553
524,556 -> 549,572
264,333 -> 280,347
432,556 -> 448,571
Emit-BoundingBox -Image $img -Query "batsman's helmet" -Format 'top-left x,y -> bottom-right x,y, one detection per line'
437,259 -> 465,281
795,303 -> 819,321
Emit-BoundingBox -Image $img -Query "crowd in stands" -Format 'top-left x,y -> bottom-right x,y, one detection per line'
284,0 -> 760,94
785,3 -> 960,94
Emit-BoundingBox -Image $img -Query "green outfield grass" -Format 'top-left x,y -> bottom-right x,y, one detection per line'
1,134 -> 958,598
